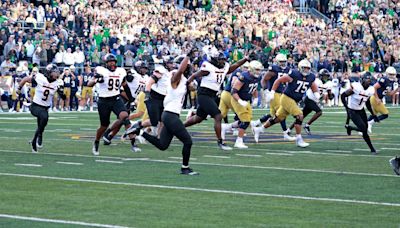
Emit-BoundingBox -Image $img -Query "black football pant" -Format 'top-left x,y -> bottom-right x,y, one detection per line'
142,111 -> 192,166
347,108 -> 375,152
30,102 -> 49,144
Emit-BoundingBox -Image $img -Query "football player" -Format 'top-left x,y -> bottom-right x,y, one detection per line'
221,60 -> 263,148
252,59 -> 319,147
87,54 -> 131,155
184,46 -> 250,150
123,53 -> 199,175
341,73 -> 377,154
288,68 -> 331,135
251,54 -> 295,141
367,67 -> 400,133
102,61 -> 149,151
17,64 -> 66,153
60,67 -> 75,111
78,65 -> 94,112
389,156 -> 400,175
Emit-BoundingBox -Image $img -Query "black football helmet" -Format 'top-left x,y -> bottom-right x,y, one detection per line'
104,54 -> 117,71
134,61 -> 148,75
318,68 -> 330,83
45,64 -> 60,82
361,72 -> 373,89
210,52 -> 227,69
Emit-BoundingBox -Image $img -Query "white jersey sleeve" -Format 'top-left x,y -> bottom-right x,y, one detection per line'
32,73 -> 59,107
151,67 -> 171,96
306,78 -> 323,100
164,73 -> 187,114
127,69 -> 148,99
96,66 -> 126,98
199,61 -> 230,92
347,82 -> 375,110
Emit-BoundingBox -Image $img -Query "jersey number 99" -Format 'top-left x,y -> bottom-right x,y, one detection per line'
108,78 -> 120,91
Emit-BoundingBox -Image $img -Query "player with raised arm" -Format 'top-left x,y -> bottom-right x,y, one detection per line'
184,46 -> 250,150
123,52 -> 198,175
17,64 -> 66,153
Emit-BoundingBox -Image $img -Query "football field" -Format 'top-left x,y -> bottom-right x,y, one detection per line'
0,107 -> 399,227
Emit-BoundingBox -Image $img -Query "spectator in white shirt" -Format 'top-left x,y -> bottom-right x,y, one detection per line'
73,47 -> 85,75
63,48 -> 75,67
55,46 -> 65,67
24,40 -> 35,61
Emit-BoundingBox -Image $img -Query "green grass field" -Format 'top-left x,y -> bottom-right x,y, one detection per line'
0,107 -> 399,227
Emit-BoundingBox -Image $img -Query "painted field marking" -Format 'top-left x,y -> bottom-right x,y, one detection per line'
236,154 -> 262,158
95,160 -> 123,164
265,152 -> 293,156
203,155 -> 230,159
381,148 -> 400,151
14,163 -> 42,167
56,161 -> 83,166
0,213 -> 129,228
0,172 -> 399,207
168,156 -> 197,160
122,158 -> 149,161
325,150 -> 352,153
0,149 -> 397,178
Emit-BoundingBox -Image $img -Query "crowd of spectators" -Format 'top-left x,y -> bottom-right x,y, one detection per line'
0,0 -> 400,111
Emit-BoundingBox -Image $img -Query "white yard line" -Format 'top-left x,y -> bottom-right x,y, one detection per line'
203,155 -> 230,159
325,150 -> 352,153
56,161 -> 83,166
14,163 -> 42,167
0,214 -> 129,228
381,148 -> 400,151
265,152 -> 293,156
236,154 -> 262,158
0,172 -> 399,207
95,160 -> 123,164
0,149 -> 397,178
168,157 -> 197,160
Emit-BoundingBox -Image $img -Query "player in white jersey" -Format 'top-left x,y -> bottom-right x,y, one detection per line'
341,73 -> 377,154
185,46 -> 250,150
124,52 -> 199,175
17,64 -> 65,153
87,54 -> 131,155
102,61 -> 149,151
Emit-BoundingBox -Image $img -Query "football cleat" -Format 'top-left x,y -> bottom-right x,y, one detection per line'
37,134 -> 43,148
218,141 -> 232,151
136,135 -> 147,144
123,121 -> 141,138
370,150 -> 378,155
103,135 -> 112,145
344,125 -> 351,136
253,126 -> 264,143
367,123 -> 372,134
131,145 -> 142,153
180,167 -> 199,175
389,157 -> 400,175
283,133 -> 296,141
221,123 -> 232,140
92,141 -> 99,156
234,140 -> 248,149
303,125 -> 311,135
30,139 -> 38,153
296,137 -> 309,148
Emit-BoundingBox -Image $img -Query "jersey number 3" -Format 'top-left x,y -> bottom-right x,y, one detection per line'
108,78 -> 120,91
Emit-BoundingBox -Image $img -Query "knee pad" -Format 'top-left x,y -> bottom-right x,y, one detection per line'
268,117 -> 277,126
122,118 -> 131,127
294,117 -> 302,125
239,121 -> 250,130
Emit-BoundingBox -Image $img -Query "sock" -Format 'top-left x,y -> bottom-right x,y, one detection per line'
218,139 -> 223,144
181,165 -> 189,169
236,137 -> 243,143
130,138 -> 136,146
305,124 -> 310,127
296,134 -> 302,139
368,119 -> 375,125
255,119 -> 261,125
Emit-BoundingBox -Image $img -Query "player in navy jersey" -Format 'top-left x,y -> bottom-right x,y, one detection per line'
252,59 -> 319,147
367,67 -> 400,133
221,61 -> 263,148
79,66 -> 94,111
60,67 -> 75,111
251,54 -> 295,141
70,66 -> 80,111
